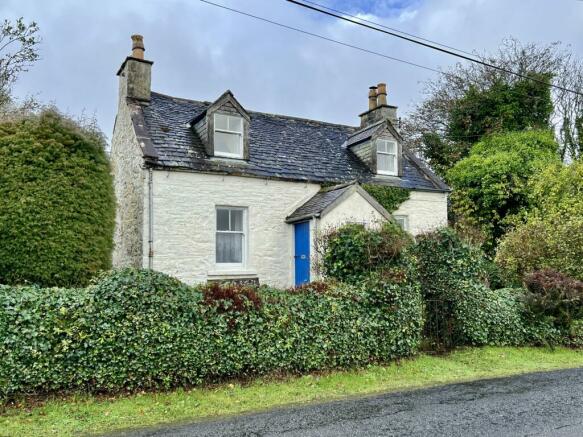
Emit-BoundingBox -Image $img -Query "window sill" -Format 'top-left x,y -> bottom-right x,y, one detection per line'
207,270 -> 258,279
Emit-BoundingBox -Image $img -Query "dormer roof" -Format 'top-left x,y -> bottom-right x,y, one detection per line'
190,89 -> 250,125
130,91 -> 449,192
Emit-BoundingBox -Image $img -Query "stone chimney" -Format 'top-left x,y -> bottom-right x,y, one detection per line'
116,34 -> 153,103
359,82 -> 398,129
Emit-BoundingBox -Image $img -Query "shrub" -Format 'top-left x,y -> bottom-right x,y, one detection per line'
446,129 -> 560,252
412,228 -> 551,346
413,227 -> 488,298
495,217 -> 583,282
201,282 -> 262,313
569,320 -> 583,348
0,268 -> 423,400
316,221 -> 412,284
523,269 -> 583,329
453,285 -> 528,346
496,160 -> 583,282
0,110 -> 115,287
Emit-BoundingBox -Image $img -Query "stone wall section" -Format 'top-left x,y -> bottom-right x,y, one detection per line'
111,100 -> 146,268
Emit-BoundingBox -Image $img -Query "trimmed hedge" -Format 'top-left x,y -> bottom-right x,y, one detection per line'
0,110 -> 115,287
0,268 -> 423,400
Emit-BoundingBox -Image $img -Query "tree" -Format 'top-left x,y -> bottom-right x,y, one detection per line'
0,18 -> 40,110
0,110 -> 115,287
447,73 -> 552,144
403,38 -> 583,174
495,159 -> 583,282
446,130 -> 560,253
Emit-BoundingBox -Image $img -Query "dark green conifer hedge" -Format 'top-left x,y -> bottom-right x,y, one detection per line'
0,110 -> 115,287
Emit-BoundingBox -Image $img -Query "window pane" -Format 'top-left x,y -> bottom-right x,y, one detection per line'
217,209 -> 230,231
377,140 -> 387,153
215,113 -> 228,130
216,233 -> 243,263
215,131 -> 241,155
378,153 -> 396,173
230,209 -> 243,231
394,216 -> 407,230
228,116 -> 243,133
386,141 -> 396,154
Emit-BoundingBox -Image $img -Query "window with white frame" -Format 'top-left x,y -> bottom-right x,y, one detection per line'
377,139 -> 398,175
393,215 -> 409,231
216,207 -> 246,266
214,113 -> 243,158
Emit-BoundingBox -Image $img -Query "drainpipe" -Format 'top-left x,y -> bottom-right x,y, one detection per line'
148,168 -> 154,269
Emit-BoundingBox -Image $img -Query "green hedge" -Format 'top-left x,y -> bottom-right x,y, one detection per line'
0,268 -> 423,400
316,221 -> 412,284
413,228 -> 559,347
0,110 -> 115,287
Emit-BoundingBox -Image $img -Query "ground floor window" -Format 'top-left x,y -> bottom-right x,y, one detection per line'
216,207 -> 247,266
393,215 -> 409,231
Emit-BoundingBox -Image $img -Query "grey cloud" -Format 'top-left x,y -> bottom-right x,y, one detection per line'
2,0 -> 582,141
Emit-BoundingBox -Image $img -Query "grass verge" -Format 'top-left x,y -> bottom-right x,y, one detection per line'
2,346 -> 583,436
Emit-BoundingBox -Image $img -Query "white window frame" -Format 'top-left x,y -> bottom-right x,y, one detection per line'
393,215 -> 409,231
376,139 -> 398,176
213,113 -> 244,159
215,206 -> 247,269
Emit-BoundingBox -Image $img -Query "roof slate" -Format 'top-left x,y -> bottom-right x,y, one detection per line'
139,92 -> 448,191
285,184 -> 352,223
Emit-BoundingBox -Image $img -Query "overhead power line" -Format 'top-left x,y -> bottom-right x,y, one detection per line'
287,0 -> 583,97
199,0 -> 446,75
299,0 -> 479,58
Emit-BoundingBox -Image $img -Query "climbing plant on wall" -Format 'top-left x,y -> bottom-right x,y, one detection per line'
361,184 -> 410,212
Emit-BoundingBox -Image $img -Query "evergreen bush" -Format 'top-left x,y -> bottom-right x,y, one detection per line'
0,110 -> 115,287
315,221 -> 412,284
0,268 -> 423,400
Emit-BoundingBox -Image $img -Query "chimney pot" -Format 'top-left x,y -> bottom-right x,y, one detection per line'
131,34 -> 145,59
377,83 -> 387,106
368,86 -> 378,111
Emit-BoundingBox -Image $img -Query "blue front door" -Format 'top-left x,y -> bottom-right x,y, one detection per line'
294,221 -> 310,286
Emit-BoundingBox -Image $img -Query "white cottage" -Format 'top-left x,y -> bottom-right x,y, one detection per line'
111,35 -> 449,288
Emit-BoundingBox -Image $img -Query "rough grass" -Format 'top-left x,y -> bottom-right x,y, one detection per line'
2,347 -> 583,436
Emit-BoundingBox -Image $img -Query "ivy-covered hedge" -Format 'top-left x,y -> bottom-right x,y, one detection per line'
0,110 -> 115,287
315,221 -> 412,284
413,228 -> 558,346
0,268 -> 423,400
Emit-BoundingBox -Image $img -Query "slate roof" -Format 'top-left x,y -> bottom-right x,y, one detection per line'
346,119 -> 386,147
286,183 -> 353,223
138,91 -> 448,192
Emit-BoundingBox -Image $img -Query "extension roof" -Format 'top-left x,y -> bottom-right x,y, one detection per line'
285,182 -> 392,223
132,91 -> 448,192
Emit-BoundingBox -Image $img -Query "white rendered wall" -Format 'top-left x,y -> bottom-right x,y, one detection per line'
143,171 -> 320,288
392,190 -> 448,235
318,190 -> 386,231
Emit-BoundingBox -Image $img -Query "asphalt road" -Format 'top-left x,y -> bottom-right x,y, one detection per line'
115,367 -> 583,437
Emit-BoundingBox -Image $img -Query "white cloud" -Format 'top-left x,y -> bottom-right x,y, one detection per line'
2,0 -> 582,141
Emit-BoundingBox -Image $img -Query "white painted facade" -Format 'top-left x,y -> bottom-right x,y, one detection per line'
391,190 -> 449,235
111,42 -> 449,288
133,170 -> 448,287
318,190 -> 387,231
142,170 -> 320,288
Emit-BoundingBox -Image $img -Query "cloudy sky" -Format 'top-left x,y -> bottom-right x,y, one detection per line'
2,0 -> 583,141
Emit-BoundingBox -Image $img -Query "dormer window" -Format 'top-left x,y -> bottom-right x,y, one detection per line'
214,113 -> 243,158
377,139 -> 398,176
